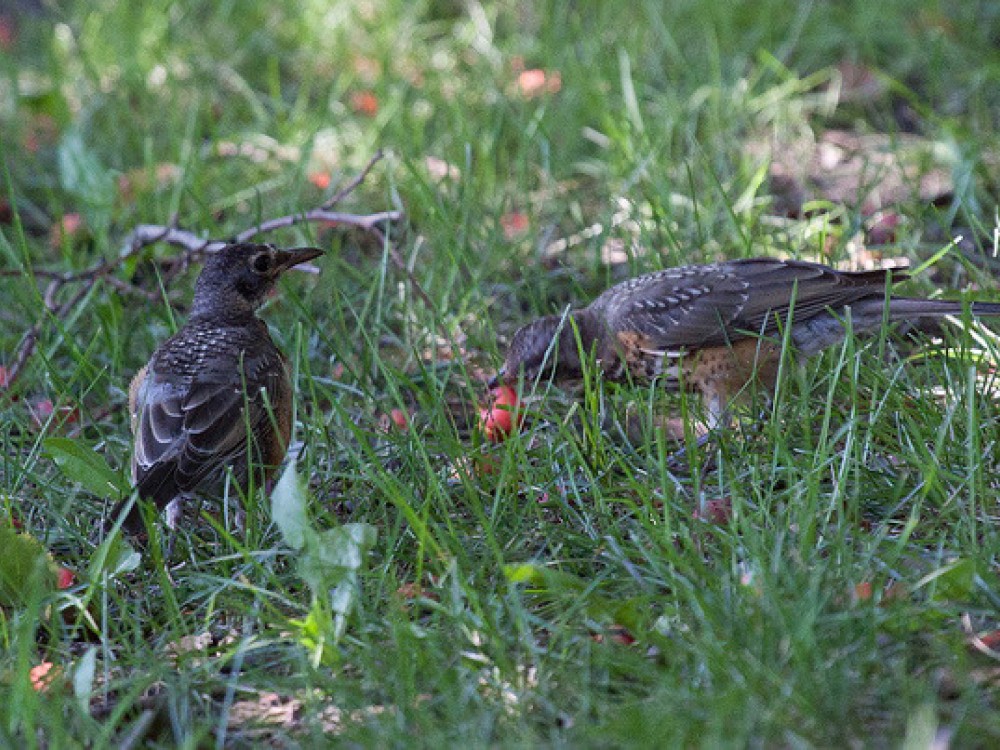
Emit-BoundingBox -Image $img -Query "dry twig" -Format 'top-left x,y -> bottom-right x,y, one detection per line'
3,150 -> 407,392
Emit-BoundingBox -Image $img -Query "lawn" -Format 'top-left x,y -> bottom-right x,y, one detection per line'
3,0 -> 1000,745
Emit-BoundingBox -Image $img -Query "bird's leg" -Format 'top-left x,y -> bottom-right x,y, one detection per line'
164,497 -> 185,530
222,474 -> 247,534
161,494 -> 195,560
663,386 -> 724,474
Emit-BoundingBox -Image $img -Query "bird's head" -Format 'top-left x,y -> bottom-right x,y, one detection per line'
490,312 -> 597,388
191,243 -> 324,318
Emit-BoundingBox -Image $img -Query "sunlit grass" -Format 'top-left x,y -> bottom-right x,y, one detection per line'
2,0 -> 1000,745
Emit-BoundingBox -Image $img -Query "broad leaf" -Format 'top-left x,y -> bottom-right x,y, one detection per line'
271,460 -> 311,551
0,527 -> 56,605
45,438 -> 127,497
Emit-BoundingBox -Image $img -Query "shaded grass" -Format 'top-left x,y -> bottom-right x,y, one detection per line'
3,0 -> 1000,746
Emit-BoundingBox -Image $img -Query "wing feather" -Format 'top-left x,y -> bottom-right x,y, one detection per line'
130,322 -> 289,508
595,258 -> 903,351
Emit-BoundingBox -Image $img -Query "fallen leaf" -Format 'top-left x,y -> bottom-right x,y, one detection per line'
608,624 -> 636,646
425,156 -> 460,182
349,90 -> 379,117
751,128 -> 953,218
693,497 -> 732,524
30,399 -> 80,431
308,171 -> 331,190
865,210 -> 902,245
500,212 -> 530,240
49,213 -> 85,249
854,581 -> 874,602
377,408 -> 410,433
833,61 -> 888,102
0,16 -> 15,51
976,630 -> 1000,651
227,692 -> 301,729
517,69 -> 562,98
30,662 -> 60,692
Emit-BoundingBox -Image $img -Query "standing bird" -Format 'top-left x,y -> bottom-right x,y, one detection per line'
109,242 -> 323,535
493,257 -> 1000,426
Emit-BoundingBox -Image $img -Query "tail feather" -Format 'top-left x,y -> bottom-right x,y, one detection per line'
884,298 -> 1000,319
791,296 -> 1000,356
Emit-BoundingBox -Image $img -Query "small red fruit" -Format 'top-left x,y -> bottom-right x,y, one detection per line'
481,385 -> 522,442
56,567 -> 74,590
692,497 -> 732,524
308,171 -> 331,190
30,662 -> 59,693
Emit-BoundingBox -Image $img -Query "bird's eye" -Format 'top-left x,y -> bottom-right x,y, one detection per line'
252,253 -> 272,273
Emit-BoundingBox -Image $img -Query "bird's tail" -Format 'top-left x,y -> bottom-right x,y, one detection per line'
884,298 -> 1000,319
792,297 -> 1000,356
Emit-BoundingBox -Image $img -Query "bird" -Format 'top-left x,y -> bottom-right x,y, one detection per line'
492,257 -> 1000,427
108,242 -> 323,535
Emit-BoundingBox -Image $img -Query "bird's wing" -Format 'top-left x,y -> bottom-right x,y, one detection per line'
598,259 -> 901,350
131,348 -> 287,506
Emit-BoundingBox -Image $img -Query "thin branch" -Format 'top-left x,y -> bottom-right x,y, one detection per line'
6,280 -> 91,392
4,150 -> 407,392
121,225 -> 221,255
369,224 -> 435,311
322,148 -> 385,209
101,274 -> 165,302
232,208 -> 403,243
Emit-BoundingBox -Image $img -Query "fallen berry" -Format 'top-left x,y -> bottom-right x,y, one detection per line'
480,385 -> 522,442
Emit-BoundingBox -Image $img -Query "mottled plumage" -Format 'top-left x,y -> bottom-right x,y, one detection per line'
495,257 -> 1000,424
110,242 -> 323,534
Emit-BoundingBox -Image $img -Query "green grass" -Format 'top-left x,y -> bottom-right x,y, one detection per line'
3,0 -> 1000,745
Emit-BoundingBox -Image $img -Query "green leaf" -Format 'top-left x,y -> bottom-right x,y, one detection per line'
45,437 -> 127,496
273,462 -> 376,663
270,460 -> 311,551
88,532 -> 142,582
0,527 -> 56,605
288,598 -> 340,668
73,647 -> 98,714
505,562 -> 647,632
504,562 -> 587,593
914,558 -> 977,602
316,524 -> 378,571
298,523 -> 377,595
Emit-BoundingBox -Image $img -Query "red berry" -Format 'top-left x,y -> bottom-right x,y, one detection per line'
481,386 -> 523,442
56,567 -> 74,590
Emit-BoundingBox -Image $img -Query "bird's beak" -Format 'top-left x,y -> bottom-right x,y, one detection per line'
487,370 -> 503,389
275,246 -> 325,272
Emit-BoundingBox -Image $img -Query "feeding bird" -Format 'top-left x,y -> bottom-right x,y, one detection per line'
493,257 -> 1000,426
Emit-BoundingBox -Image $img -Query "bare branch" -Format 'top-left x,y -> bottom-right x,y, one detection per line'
233,208 -> 403,243
5,280 -> 92,392
101,274 -> 166,302
369,224 -> 435,311
322,149 -> 386,209
3,150 -> 408,392
121,225 -> 222,255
